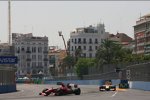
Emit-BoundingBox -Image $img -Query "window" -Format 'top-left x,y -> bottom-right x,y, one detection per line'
78,38 -> 81,44
38,62 -> 42,66
89,53 -> 92,58
32,62 -> 36,67
44,62 -> 47,66
75,38 -> 77,44
32,47 -> 36,53
44,47 -> 47,51
44,55 -> 47,58
89,46 -> 92,51
27,47 -> 30,51
75,46 -> 77,49
84,46 -> 86,50
71,46 -> 74,51
38,55 -> 42,60
95,38 -> 98,44
83,38 -> 86,44
89,38 -> 92,44
95,46 -> 98,50
38,47 -> 42,53
27,54 -> 30,58
27,63 -> 30,67
72,39 -> 74,42
21,47 -> 25,51
32,55 -> 36,60
78,46 -> 81,50
83,53 -> 86,57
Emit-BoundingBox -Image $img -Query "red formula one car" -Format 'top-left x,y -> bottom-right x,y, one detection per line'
39,82 -> 81,96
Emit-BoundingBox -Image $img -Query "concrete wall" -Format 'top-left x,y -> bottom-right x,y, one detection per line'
129,81 -> 150,91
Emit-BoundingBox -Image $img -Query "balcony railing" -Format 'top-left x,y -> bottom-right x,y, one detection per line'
26,58 -> 31,61
43,51 -> 48,53
89,49 -> 93,51
26,51 -> 31,53
43,58 -> 48,61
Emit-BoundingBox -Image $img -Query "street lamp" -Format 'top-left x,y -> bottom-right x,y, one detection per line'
58,31 -> 68,55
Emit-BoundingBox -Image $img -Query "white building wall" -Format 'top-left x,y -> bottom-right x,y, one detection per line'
69,24 -> 108,58
12,33 -> 48,77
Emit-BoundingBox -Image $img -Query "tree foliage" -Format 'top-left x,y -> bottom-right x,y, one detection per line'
96,39 -> 133,64
75,58 -> 95,79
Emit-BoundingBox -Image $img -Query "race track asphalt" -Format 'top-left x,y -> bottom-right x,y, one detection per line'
0,84 -> 149,100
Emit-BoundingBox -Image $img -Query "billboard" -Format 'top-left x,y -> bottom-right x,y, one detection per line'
0,56 -> 18,64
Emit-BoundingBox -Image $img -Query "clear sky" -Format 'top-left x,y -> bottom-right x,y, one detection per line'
0,1 -> 150,49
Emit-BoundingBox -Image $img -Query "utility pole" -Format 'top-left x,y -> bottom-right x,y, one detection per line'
8,0 -> 11,45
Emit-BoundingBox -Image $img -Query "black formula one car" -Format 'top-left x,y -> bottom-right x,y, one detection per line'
99,80 -> 116,91
39,82 -> 81,96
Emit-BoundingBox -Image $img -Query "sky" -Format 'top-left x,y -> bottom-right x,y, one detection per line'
0,1 -> 150,49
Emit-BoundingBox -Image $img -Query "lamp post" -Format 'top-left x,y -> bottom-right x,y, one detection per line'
58,31 -> 68,55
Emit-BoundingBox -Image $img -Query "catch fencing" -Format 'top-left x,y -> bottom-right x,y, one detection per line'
46,61 -> 150,82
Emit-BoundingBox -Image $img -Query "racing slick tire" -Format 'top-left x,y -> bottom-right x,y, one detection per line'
74,88 -> 81,95
113,87 -> 116,91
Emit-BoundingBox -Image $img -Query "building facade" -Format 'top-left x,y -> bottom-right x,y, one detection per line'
48,46 -> 67,76
12,33 -> 49,78
134,13 -> 150,55
69,23 -> 108,58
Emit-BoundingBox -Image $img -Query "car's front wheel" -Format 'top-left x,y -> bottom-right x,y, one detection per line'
74,88 -> 81,95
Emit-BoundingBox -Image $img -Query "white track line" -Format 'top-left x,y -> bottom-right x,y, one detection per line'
111,91 -> 118,97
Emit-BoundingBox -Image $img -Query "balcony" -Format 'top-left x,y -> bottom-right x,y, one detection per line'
43,58 -> 48,61
89,49 -> 93,51
26,50 -> 31,53
26,58 -> 31,61
95,41 -> 98,44
43,51 -> 48,53
36,66 -> 44,69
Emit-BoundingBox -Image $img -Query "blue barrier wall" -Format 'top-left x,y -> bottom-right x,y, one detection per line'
129,81 -> 150,91
0,85 -> 16,94
44,79 -> 120,86
44,80 -> 100,85
44,80 -> 150,91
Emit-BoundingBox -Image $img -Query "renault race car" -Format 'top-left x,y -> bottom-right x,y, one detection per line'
39,82 -> 81,96
99,80 -> 116,91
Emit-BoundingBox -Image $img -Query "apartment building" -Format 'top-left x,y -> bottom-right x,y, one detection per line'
48,46 -> 67,76
134,13 -> 150,54
12,33 -> 49,78
68,23 -> 108,58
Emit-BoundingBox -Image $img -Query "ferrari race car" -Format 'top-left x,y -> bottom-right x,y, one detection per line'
39,82 -> 81,96
99,80 -> 116,91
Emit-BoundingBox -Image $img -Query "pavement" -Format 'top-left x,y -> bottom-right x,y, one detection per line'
0,84 -> 149,100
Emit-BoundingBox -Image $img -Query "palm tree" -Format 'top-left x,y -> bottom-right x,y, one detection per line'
96,39 -> 116,64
